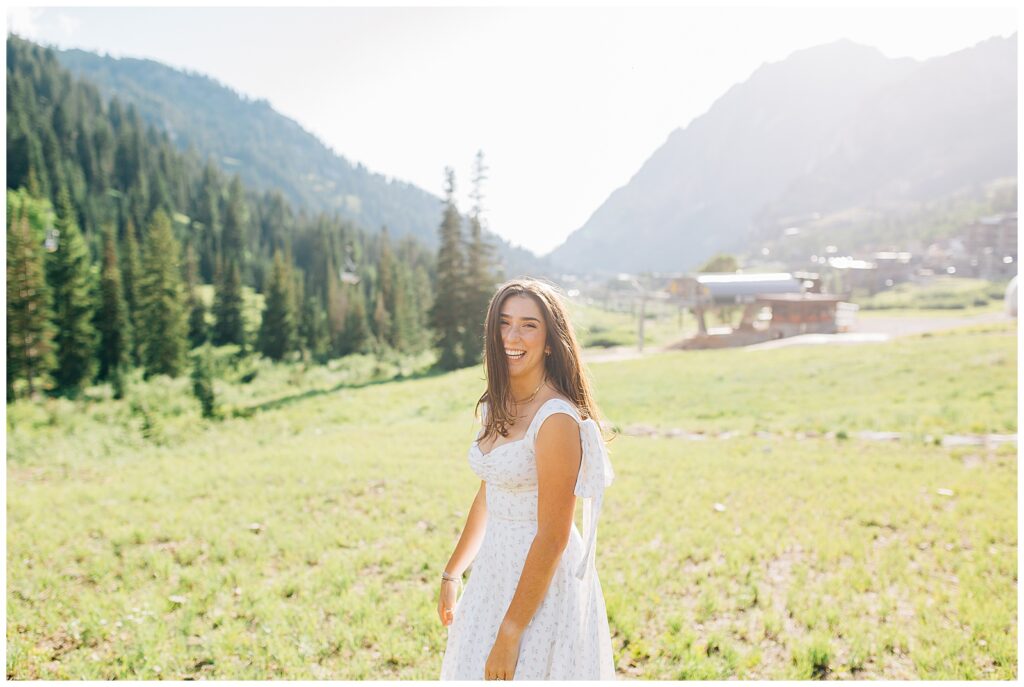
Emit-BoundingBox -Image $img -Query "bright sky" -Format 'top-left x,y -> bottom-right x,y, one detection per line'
6,2 -> 1018,256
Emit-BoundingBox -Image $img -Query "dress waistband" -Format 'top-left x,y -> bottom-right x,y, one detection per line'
486,485 -> 537,522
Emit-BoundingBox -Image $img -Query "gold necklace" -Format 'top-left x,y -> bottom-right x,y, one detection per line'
513,377 -> 546,407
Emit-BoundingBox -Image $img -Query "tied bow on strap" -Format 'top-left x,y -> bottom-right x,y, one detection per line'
572,417 -> 615,580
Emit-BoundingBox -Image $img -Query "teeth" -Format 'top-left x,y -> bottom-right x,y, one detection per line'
505,350 -> 525,358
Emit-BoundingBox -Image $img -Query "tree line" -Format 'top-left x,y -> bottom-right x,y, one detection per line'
6,35 -> 501,402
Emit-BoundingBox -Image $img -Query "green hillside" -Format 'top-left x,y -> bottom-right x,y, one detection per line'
52,45 -> 554,278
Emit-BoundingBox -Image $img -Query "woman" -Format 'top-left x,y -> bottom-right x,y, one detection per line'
438,278 -> 616,680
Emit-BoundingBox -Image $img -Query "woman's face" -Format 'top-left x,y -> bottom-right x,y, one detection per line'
499,295 -> 549,378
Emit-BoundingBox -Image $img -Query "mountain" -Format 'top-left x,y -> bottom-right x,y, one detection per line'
758,35 -> 1016,225
52,46 -> 553,278
547,35 -> 1017,275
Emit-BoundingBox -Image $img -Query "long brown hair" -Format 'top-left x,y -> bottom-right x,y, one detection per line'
475,278 -> 613,444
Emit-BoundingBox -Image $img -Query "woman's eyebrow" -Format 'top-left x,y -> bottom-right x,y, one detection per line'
499,313 -> 541,322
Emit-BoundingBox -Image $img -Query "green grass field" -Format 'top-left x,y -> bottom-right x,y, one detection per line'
856,277 -> 1010,311
6,317 -> 1017,679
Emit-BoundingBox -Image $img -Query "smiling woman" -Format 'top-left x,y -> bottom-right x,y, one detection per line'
437,278 -> 617,680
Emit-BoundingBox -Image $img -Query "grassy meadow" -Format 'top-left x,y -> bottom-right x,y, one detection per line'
855,277 -> 1010,311
5,313 -> 1017,679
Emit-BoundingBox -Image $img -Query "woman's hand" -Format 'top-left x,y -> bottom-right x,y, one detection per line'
484,621 -> 524,680
437,578 -> 458,626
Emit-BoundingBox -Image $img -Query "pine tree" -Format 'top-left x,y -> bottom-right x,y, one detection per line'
289,260 -> 306,355
6,197 -> 57,399
191,344 -> 216,419
411,264 -> 434,353
372,287 -> 391,348
96,225 -> 131,383
194,163 -> 222,284
222,175 -> 246,265
461,150 -> 498,366
212,258 -> 245,347
325,256 -> 348,351
138,209 -> 188,378
183,243 -> 208,348
375,227 -> 398,347
47,187 -> 98,394
393,264 -> 417,353
211,174 -> 247,349
258,251 -> 297,360
188,296 -> 209,349
429,168 -> 467,370
120,215 -> 143,365
301,293 -> 331,364
339,283 -> 372,356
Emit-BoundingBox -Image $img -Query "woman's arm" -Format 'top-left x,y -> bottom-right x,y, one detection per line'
444,480 -> 489,576
496,413 -> 582,635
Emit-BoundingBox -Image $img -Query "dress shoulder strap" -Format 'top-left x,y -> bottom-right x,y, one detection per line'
525,398 -> 582,443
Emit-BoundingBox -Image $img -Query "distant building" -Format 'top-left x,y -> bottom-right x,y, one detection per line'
664,271 -> 856,343
672,292 -> 855,349
965,212 -> 1017,279
824,256 -> 878,295
739,293 -> 849,336
694,272 -> 802,304
872,251 -> 915,289
921,213 -> 1017,280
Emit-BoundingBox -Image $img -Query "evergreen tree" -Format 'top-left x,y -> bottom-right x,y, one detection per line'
188,295 -> 209,349
411,264 -> 434,353
194,162 -> 222,283
376,227 -> 397,347
6,197 -> 57,399
372,288 -> 391,348
301,293 -> 331,364
258,251 -> 297,360
96,224 -> 131,383
183,243 -> 208,348
393,264 -> 417,353
47,187 -> 98,393
191,344 -> 216,419
338,283 -> 372,356
289,259 -> 306,354
212,258 -> 245,347
429,168 -> 466,370
138,209 -> 188,378
120,215 -> 143,365
461,150 -> 498,366
212,173 -> 248,350
325,256 -> 348,351
222,175 -> 247,264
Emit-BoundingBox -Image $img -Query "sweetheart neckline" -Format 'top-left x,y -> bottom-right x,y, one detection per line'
472,436 -> 528,460
472,397 -> 574,459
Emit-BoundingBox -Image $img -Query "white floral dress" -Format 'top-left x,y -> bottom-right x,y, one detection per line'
439,398 -> 616,680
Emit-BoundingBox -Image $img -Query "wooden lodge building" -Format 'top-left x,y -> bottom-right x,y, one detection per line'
667,272 -> 856,349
